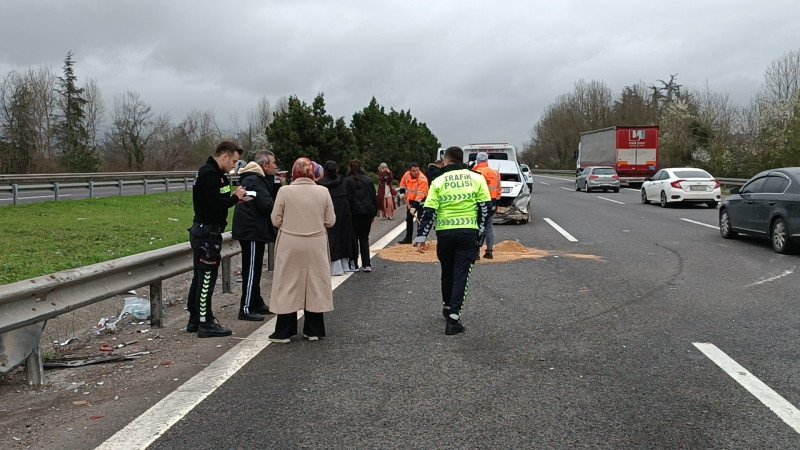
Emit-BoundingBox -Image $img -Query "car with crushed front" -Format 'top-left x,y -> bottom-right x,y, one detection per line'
641,167 -> 721,208
719,167 -> 800,254
575,166 -> 620,192
487,159 -> 531,224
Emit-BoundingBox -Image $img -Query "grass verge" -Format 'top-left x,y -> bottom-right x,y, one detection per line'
0,191 -> 196,285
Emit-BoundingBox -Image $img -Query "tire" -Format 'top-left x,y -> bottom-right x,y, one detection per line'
612,188 -> 619,193
772,217 -> 793,254
585,184 -> 591,193
641,189 -> 649,204
719,208 -> 738,239
575,181 -> 580,191
707,201 -> 717,208
659,191 -> 668,208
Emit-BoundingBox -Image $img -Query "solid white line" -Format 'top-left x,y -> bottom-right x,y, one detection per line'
560,187 -> 573,191
693,342 -> 800,435
543,217 -> 578,242
597,196 -> 625,205
539,182 -> 550,185
680,218 -> 718,230
745,269 -> 795,288
97,223 -> 404,450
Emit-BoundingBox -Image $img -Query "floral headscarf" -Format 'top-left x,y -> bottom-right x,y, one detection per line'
292,157 -> 315,181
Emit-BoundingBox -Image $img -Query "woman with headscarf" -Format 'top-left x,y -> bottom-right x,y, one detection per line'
318,160 -> 357,275
268,157 -> 336,343
377,162 -> 397,219
345,159 -> 379,272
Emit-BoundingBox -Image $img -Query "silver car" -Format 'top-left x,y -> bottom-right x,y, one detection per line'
576,166 -> 620,193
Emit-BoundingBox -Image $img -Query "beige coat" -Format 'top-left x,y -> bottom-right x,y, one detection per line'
270,177 -> 336,314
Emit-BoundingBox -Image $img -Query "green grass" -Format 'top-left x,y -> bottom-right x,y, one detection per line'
0,191 -> 197,285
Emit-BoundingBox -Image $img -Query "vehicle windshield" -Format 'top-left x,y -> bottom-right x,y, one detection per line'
593,168 -> 616,175
500,173 -> 520,182
673,169 -> 712,178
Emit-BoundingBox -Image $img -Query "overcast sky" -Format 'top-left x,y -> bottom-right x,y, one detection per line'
1,0 -> 798,151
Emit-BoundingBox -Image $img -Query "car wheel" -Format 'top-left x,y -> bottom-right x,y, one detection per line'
612,188 -> 619,193
585,184 -> 591,193
641,189 -> 649,204
719,208 -> 738,239
659,191 -> 668,208
707,201 -> 717,208
575,181 -> 580,191
771,217 -> 793,254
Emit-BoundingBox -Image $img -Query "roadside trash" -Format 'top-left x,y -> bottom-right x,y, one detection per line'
121,296 -> 150,320
139,328 -> 151,334
168,218 -> 179,222
90,415 -> 104,420
72,401 -> 88,407
127,290 -> 137,295
161,361 -> 173,366
115,340 -> 138,349
53,337 -> 78,349
99,344 -> 113,352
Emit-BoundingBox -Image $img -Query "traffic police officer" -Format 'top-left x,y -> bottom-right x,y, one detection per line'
414,146 -> 492,335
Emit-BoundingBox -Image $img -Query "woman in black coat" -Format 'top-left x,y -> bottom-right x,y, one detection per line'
345,159 -> 379,272
318,160 -> 356,276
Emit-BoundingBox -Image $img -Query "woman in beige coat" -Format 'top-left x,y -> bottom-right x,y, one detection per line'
269,157 -> 336,343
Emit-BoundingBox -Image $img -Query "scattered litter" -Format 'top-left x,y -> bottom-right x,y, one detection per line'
13,437 -> 21,441
121,296 -> 150,320
96,382 -> 104,386
53,337 -> 79,349
45,351 -> 156,368
215,344 -> 222,348
114,396 -> 119,401
116,340 -> 138,349
77,218 -> 87,221
72,401 -> 88,407
139,328 -> 151,334
99,344 -> 114,352
161,361 -> 173,366
168,218 -> 179,222
90,415 -> 104,420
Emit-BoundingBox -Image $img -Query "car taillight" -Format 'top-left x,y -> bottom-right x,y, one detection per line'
713,180 -> 721,189
670,180 -> 685,189
589,175 -> 598,179
612,175 -> 619,179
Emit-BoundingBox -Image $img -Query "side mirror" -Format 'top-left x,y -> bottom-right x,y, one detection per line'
730,187 -> 740,195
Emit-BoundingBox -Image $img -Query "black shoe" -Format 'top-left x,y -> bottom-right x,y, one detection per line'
397,239 -> 412,245
252,305 -> 272,315
445,317 -> 465,335
483,251 -> 493,259
268,333 -> 292,344
238,311 -> 265,321
197,319 -> 233,338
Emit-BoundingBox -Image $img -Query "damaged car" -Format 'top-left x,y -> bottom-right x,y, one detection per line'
488,159 -> 531,224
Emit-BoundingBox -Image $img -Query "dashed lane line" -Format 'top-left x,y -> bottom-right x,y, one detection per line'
543,217 -> 578,242
96,222 -> 407,450
693,342 -> 800,435
597,196 -> 625,205
679,218 -> 718,230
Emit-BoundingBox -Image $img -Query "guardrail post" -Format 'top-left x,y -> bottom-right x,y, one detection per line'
89,180 -> 95,199
53,182 -> 60,201
164,178 -> 170,192
118,180 -> 124,196
25,344 -> 44,386
221,256 -> 232,294
143,179 -> 148,195
267,242 -> 275,271
184,178 -> 189,191
149,281 -> 163,328
12,184 -> 18,205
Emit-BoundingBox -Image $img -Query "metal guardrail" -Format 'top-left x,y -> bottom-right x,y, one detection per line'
0,233 -> 242,384
0,177 -> 197,205
0,171 -> 197,183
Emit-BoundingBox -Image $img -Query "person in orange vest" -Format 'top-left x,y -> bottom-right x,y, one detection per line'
473,152 -> 502,259
397,162 -> 429,244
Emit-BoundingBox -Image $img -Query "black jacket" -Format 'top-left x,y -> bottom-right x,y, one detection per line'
345,173 -> 379,217
192,156 -> 238,228
319,174 -> 354,260
232,164 -> 275,242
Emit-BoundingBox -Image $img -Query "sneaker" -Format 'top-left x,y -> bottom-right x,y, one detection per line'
197,319 -> 232,338
362,266 -> 372,273
302,334 -> 320,341
268,333 -> 291,344
483,251 -> 493,259
238,311 -> 265,321
445,317 -> 465,335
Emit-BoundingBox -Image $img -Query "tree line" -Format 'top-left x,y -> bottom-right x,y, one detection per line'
0,52 -> 440,176
521,49 -> 800,178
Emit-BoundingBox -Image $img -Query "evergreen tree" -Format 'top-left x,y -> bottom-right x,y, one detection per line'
57,51 -> 100,172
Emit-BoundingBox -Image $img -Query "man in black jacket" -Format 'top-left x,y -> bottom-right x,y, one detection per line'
187,141 -> 248,338
232,151 -> 278,321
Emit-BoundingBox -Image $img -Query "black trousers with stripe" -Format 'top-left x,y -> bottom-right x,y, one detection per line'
435,228 -> 479,317
238,240 -> 266,314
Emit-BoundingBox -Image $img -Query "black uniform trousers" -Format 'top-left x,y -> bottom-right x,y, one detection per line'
435,228 -> 479,316
402,207 -> 417,241
238,240 -> 267,314
187,224 -> 223,324
351,214 -> 373,268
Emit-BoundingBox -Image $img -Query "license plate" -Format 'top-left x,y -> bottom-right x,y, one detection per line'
502,187 -> 511,193
689,185 -> 706,191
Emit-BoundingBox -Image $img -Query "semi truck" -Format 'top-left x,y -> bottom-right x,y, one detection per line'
576,126 -> 659,186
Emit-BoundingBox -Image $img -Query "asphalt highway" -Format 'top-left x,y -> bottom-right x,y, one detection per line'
101,174 -> 800,448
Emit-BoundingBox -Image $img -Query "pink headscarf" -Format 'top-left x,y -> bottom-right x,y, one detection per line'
292,158 -> 315,181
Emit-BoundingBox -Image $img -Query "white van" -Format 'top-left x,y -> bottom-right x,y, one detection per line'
462,143 -> 518,164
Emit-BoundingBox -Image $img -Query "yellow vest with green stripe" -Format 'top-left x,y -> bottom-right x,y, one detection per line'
426,168 -> 491,230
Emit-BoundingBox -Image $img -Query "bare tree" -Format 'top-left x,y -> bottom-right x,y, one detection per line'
760,49 -> 800,105
83,77 -> 104,151
107,91 -> 158,171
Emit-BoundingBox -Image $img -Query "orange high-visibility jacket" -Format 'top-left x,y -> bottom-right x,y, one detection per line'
474,163 -> 502,200
399,171 -> 429,205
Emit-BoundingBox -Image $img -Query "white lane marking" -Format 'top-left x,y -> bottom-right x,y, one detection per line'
624,188 -> 639,192
597,196 -> 624,205
560,187 -> 573,192
543,217 -> 578,242
535,174 -> 573,182
97,222 -> 405,450
539,182 -> 550,185
693,342 -> 800,435
745,269 -> 795,288
680,218 -> 718,230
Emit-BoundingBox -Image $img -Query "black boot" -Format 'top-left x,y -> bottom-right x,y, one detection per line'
197,319 -> 233,338
445,317 -> 465,335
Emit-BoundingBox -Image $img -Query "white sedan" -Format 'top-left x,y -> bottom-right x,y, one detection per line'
641,168 -> 721,208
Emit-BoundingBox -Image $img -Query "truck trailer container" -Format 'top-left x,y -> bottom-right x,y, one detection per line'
576,126 -> 659,186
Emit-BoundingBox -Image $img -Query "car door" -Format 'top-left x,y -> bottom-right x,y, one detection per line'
578,168 -> 589,190
732,176 -> 767,233
750,174 -> 789,234
645,170 -> 664,201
